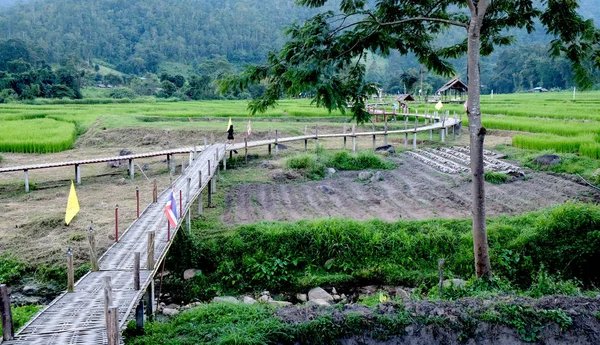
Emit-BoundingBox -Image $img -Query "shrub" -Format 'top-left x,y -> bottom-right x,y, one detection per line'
484,171 -> 510,184
326,151 -> 395,170
108,87 -> 137,99
286,154 -> 326,180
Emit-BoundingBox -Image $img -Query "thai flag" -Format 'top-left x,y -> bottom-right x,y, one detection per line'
163,190 -> 178,228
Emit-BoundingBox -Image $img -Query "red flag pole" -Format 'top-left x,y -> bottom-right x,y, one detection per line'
115,204 -> 119,243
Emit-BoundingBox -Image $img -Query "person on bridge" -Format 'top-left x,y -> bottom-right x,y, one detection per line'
227,124 -> 234,144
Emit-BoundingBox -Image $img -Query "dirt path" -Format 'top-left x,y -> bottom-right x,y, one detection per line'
223,153 -> 600,223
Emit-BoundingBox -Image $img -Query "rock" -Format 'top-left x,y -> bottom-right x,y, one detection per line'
22,285 -> 38,296
375,145 -> 395,153
116,178 -> 127,185
165,303 -> 180,310
260,161 -> 273,169
333,295 -> 341,301
258,295 -> 271,303
395,288 -> 410,300
261,290 -> 271,296
308,287 -> 333,302
183,269 -> 201,280
340,293 -> 347,299
443,279 -> 467,288
370,171 -> 383,183
358,171 -> 373,180
213,296 -> 239,304
119,149 -> 133,156
331,287 -> 337,295
327,168 -> 336,176
532,154 -> 561,167
162,308 -> 179,316
306,299 -> 331,307
296,293 -> 308,302
11,293 -> 42,306
269,300 -> 293,307
242,296 -> 257,304
318,185 -> 335,194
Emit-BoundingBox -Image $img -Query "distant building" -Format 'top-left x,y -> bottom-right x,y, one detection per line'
436,78 -> 468,102
394,94 -> 415,102
528,87 -> 549,93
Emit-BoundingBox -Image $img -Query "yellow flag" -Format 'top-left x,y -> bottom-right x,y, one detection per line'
227,117 -> 232,130
65,181 -> 80,225
435,100 -> 443,111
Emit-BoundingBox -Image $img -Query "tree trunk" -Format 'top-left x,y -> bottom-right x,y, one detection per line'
467,1 -> 492,278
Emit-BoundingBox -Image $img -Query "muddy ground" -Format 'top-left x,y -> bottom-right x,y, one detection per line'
222,154 -> 600,223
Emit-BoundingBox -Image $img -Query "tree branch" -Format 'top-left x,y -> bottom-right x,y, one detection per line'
378,16 -> 468,29
465,0 -> 476,13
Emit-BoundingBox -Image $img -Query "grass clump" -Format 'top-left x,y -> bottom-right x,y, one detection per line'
0,305 -> 43,334
484,171 -> 510,184
285,150 -> 395,180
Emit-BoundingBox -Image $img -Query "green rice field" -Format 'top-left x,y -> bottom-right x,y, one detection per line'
0,90 -> 599,154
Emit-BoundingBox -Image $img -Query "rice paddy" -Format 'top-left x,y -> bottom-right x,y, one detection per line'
0,90 -> 598,154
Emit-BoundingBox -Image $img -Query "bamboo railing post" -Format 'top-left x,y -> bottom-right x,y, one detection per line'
223,150 -> 227,171
136,187 -> 140,218
404,133 -> 408,147
244,137 -> 248,164
133,252 -> 140,290
67,248 -> 74,293
315,127 -> 319,150
103,276 -> 113,329
135,300 -> 144,330
114,204 -> 119,243
384,122 -> 388,146
0,284 -> 14,341
186,177 -> 191,206
147,231 -> 155,270
372,134 -> 376,151
275,129 -> 279,156
352,125 -> 357,153
179,190 -> 183,218
88,227 -> 99,271
107,306 -> 119,345
153,179 -> 158,203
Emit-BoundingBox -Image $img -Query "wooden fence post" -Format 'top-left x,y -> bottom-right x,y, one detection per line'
114,204 -> 119,243
147,231 -> 155,270
135,300 -> 144,330
88,227 -> 99,271
0,284 -> 14,341
315,127 -> 319,150
275,129 -> 279,156
153,179 -> 158,203
136,187 -> 140,218
244,137 -> 248,164
352,125 -> 356,153
133,252 -> 140,290
107,306 -> 119,345
103,276 -> 113,329
67,248 -> 74,293
186,177 -> 191,206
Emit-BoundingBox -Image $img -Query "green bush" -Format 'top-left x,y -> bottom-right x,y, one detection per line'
165,203 -> 600,302
108,87 -> 137,99
285,154 -> 326,180
327,151 -> 395,170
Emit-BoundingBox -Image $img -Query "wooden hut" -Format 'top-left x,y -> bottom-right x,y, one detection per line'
436,78 -> 468,102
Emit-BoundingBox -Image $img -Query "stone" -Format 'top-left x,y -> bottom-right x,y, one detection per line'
358,171 -> 373,180
532,154 -> 561,167
443,279 -> 467,288
183,269 -> 201,280
258,295 -> 271,303
327,168 -> 336,176
261,290 -> 271,296
331,287 -> 337,295
22,285 -> 38,296
333,295 -> 341,301
213,296 -> 239,304
119,149 -> 133,156
116,178 -> 127,185
318,185 -> 335,194
371,171 -> 383,183
375,145 -> 395,153
296,293 -> 308,302
395,288 -> 410,300
269,300 -> 292,307
308,287 -> 333,302
260,161 -> 273,169
306,299 -> 330,307
242,296 -> 257,304
162,308 -> 179,316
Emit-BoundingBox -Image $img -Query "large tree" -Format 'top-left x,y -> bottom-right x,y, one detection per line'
224,0 -> 599,278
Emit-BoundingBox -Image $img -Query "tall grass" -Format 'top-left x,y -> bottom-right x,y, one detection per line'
512,134 -> 600,159
0,118 -> 77,153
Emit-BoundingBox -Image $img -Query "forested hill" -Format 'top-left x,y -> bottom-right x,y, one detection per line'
0,0 -> 328,71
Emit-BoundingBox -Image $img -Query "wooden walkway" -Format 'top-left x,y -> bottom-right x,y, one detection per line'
3,144 -> 226,345
1,114 -> 461,344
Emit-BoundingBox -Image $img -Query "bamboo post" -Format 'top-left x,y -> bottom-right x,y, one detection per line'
153,179 -> 158,203
304,139 -> 307,151
24,169 -> 29,193
404,133 -> 408,147
441,128 -> 445,142
384,122 -> 388,146
315,127 -> 319,150
244,137 -> 248,164
275,129 -> 279,156
166,154 -> 171,170
413,132 -> 417,149
430,129 -> 433,141
114,205 -> 119,243
268,144 -> 272,155
179,190 -> 183,218
133,252 -> 140,290
372,134 -> 376,151
198,189 -> 203,216
0,284 -> 14,341
88,227 -> 99,271
147,231 -> 155,270
107,306 -> 119,345
189,151 -> 193,166
167,222 -> 171,242
170,154 -> 175,173
67,248 -> 74,292
136,300 -> 144,330
352,125 -> 357,153
223,150 -> 227,171
146,280 -> 154,320
129,159 -> 134,180
76,164 -> 82,184
136,187 -> 140,218
186,177 -> 191,205
186,210 -> 191,233
204,137 -> 207,149
199,170 -> 202,189
103,276 -> 113,329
